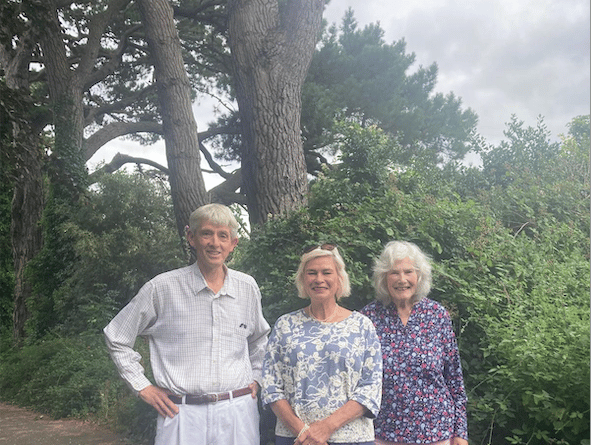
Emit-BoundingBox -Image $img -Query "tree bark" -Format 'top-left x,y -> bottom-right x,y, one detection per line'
2,88 -> 45,343
11,156 -> 44,343
137,0 -> 208,238
227,0 -> 323,224
1,8 -> 45,344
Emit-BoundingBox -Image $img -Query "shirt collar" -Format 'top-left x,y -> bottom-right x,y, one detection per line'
191,263 -> 237,298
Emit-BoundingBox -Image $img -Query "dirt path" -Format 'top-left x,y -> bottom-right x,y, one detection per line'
0,402 -> 137,445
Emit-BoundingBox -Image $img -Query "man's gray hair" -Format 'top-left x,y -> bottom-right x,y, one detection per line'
189,204 -> 239,238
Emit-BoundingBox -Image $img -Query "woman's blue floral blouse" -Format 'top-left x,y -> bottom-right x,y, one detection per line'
360,298 -> 468,444
262,310 -> 383,443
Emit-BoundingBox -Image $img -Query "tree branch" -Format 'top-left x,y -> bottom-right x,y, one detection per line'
77,0 -> 133,81
88,152 -> 169,183
84,120 -> 163,160
82,23 -> 143,91
208,169 -> 246,205
89,152 -> 246,207
84,84 -> 157,127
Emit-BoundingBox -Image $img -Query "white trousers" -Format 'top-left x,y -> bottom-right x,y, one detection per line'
155,393 -> 260,445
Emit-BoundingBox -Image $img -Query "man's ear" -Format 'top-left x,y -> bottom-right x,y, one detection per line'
186,228 -> 197,248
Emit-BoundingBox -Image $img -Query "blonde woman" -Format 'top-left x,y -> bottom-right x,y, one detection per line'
263,244 -> 382,445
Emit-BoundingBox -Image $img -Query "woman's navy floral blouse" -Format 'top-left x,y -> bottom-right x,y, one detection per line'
360,298 -> 468,443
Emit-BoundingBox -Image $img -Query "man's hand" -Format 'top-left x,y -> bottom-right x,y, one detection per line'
139,385 -> 179,418
248,381 -> 259,398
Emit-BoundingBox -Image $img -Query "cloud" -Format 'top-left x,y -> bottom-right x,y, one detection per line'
92,0 -> 589,170
324,0 -> 590,143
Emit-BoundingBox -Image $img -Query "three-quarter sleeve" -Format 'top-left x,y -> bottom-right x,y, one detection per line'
349,316 -> 383,418
441,311 -> 469,439
261,316 -> 288,406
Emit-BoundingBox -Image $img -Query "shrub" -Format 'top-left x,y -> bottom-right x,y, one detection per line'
443,218 -> 590,444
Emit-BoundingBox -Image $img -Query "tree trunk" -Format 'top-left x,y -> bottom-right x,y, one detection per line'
3,88 -> 45,343
40,0 -> 87,191
227,0 -> 323,225
11,158 -> 44,343
1,10 -> 45,344
137,0 -> 208,238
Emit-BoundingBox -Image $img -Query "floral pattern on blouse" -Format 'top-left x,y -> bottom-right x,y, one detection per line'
360,298 -> 468,444
262,310 -> 383,443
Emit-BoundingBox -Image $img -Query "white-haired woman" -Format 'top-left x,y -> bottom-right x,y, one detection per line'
262,244 -> 383,445
360,241 -> 468,445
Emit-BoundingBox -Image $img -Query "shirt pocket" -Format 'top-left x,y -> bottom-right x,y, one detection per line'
218,322 -> 250,359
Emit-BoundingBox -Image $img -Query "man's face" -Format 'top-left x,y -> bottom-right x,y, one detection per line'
187,221 -> 238,271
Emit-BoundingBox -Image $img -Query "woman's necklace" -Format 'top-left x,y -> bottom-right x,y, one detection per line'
308,304 -> 339,322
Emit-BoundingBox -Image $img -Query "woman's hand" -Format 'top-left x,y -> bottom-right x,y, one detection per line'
295,400 -> 366,445
294,419 -> 332,445
451,437 -> 469,445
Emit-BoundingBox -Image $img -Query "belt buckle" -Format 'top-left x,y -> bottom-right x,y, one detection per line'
208,393 -> 219,403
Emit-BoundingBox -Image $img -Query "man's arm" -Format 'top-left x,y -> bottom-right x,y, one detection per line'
104,282 -> 158,395
104,298 -> 180,418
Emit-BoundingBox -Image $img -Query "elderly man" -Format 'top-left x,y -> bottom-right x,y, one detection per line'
104,203 -> 270,445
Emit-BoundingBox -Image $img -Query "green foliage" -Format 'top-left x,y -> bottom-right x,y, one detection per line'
235,116 -> 590,445
302,9 -> 478,169
0,333 -> 155,442
478,115 -> 561,187
0,335 -> 118,418
439,116 -> 590,444
234,124 -> 484,323
59,171 -> 185,335
444,217 -> 590,444
26,192 -> 78,337
27,170 -> 185,337
471,116 -> 590,236
330,121 -> 399,187
0,164 -> 14,334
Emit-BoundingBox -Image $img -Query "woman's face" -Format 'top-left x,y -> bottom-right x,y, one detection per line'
303,255 -> 340,303
386,257 -> 418,304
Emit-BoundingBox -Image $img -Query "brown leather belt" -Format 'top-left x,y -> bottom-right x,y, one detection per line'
168,387 -> 251,405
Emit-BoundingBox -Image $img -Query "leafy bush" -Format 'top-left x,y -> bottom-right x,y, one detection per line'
0,117 -> 587,445
27,170 -> 186,337
0,333 -> 155,442
444,217 -> 590,444
235,118 -> 590,445
0,335 -> 117,417
235,165 -> 483,325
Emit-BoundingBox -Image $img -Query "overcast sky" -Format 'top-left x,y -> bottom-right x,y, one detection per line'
323,0 -> 590,145
89,0 -> 590,173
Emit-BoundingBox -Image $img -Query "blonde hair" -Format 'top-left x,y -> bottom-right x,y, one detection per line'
373,240 -> 432,305
294,246 -> 351,300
